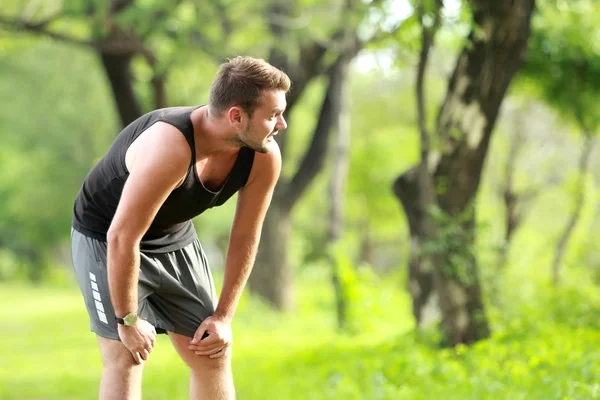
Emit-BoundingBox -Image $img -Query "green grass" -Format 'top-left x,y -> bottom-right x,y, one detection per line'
1,265 -> 600,399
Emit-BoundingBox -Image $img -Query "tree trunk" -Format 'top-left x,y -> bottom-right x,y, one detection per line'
497,105 -> 546,274
434,208 -> 490,345
394,168 -> 438,326
358,220 -> 374,266
394,0 -> 535,345
22,246 -> 44,284
393,0 -> 442,328
152,74 -> 167,110
249,58 -> 349,309
100,52 -> 143,128
328,59 -> 351,330
249,198 -> 294,310
552,133 -> 595,284
248,0 -> 391,309
490,107 -> 528,304
498,110 -> 526,271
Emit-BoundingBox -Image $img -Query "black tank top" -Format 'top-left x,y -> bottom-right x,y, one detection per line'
72,106 -> 255,252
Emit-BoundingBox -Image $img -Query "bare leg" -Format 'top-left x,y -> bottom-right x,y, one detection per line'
97,336 -> 145,400
168,332 -> 235,400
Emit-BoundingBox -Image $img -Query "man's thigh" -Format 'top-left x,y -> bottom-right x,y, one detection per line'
168,331 -> 232,373
70,229 -> 158,339
71,230 -> 215,339
142,240 -> 218,338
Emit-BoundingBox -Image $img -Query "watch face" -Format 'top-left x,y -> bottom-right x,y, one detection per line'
123,313 -> 138,326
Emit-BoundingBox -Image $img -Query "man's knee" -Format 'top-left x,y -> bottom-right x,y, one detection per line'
187,348 -> 232,374
97,336 -> 143,373
168,332 -> 232,373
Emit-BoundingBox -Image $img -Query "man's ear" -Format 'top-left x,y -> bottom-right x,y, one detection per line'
227,106 -> 244,127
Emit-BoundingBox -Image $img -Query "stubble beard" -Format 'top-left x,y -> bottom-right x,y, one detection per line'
237,125 -> 270,154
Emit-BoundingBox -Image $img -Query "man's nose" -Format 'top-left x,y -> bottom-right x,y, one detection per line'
277,115 -> 287,130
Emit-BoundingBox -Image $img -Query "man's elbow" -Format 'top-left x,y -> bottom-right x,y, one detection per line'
106,226 -> 140,250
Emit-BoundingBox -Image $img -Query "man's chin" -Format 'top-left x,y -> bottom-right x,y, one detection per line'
254,145 -> 269,154
242,142 -> 269,154
252,138 -> 273,154
237,137 -> 268,153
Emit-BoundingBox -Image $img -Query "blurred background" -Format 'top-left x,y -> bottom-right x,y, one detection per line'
1,0 -> 599,399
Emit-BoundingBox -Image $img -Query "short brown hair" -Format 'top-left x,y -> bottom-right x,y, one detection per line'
209,56 -> 291,117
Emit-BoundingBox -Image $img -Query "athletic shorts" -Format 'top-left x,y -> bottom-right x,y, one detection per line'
70,228 -> 217,340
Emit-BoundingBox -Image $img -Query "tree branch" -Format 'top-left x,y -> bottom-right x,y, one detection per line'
551,131 -> 595,284
0,15 -> 155,61
187,30 -> 230,61
137,0 -> 184,40
416,0 -> 442,165
282,56 -> 349,211
272,0 -> 385,205
110,0 -> 135,14
0,15 -> 89,47
181,3 -> 233,63
23,10 -> 64,29
215,2 -> 233,36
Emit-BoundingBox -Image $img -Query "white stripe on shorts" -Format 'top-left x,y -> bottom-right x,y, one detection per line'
89,273 -> 108,325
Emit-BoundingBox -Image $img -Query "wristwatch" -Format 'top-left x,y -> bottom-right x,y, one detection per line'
116,312 -> 138,326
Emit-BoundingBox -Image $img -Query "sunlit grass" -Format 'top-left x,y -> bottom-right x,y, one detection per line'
0,266 -> 412,399
2,264 -> 600,399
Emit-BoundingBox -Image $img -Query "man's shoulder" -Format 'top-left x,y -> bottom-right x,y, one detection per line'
145,121 -> 191,152
247,142 -> 281,184
259,140 -> 281,160
127,120 -> 192,169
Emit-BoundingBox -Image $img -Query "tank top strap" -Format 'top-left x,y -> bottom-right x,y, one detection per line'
159,106 -> 200,166
222,146 -> 256,195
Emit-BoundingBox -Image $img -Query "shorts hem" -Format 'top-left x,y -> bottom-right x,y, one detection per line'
91,327 -> 120,341
90,325 -> 194,340
163,327 -> 196,338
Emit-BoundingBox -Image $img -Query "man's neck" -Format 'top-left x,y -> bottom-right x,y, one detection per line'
191,106 -> 241,157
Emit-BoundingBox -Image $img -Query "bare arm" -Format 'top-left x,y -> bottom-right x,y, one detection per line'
106,123 -> 190,317
188,143 -> 281,358
215,144 -> 282,321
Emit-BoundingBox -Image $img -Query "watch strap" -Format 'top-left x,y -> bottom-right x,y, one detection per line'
116,312 -> 138,326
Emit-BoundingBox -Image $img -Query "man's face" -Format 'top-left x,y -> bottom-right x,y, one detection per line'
237,90 -> 287,154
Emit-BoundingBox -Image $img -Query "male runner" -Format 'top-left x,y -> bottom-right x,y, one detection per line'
70,56 -> 290,400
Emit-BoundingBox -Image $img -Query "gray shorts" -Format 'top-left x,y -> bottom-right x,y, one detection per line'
70,229 -> 217,340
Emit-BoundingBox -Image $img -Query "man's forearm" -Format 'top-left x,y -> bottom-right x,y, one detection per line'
107,236 -> 140,317
214,233 -> 259,321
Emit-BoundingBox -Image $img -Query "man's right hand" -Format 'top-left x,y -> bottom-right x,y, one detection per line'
117,319 -> 157,364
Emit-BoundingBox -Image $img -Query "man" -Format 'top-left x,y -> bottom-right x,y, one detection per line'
70,56 -> 290,400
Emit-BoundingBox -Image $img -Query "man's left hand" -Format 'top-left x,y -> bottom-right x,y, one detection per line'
189,315 -> 232,358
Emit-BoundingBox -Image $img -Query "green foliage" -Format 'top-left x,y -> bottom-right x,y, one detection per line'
346,70 -> 418,241
328,241 -> 396,334
330,243 -> 361,332
521,0 -> 600,132
0,0 -> 438,284
0,248 -> 20,281
0,38 -> 116,263
422,204 -> 478,286
291,69 -> 421,272
2,264 -> 600,399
